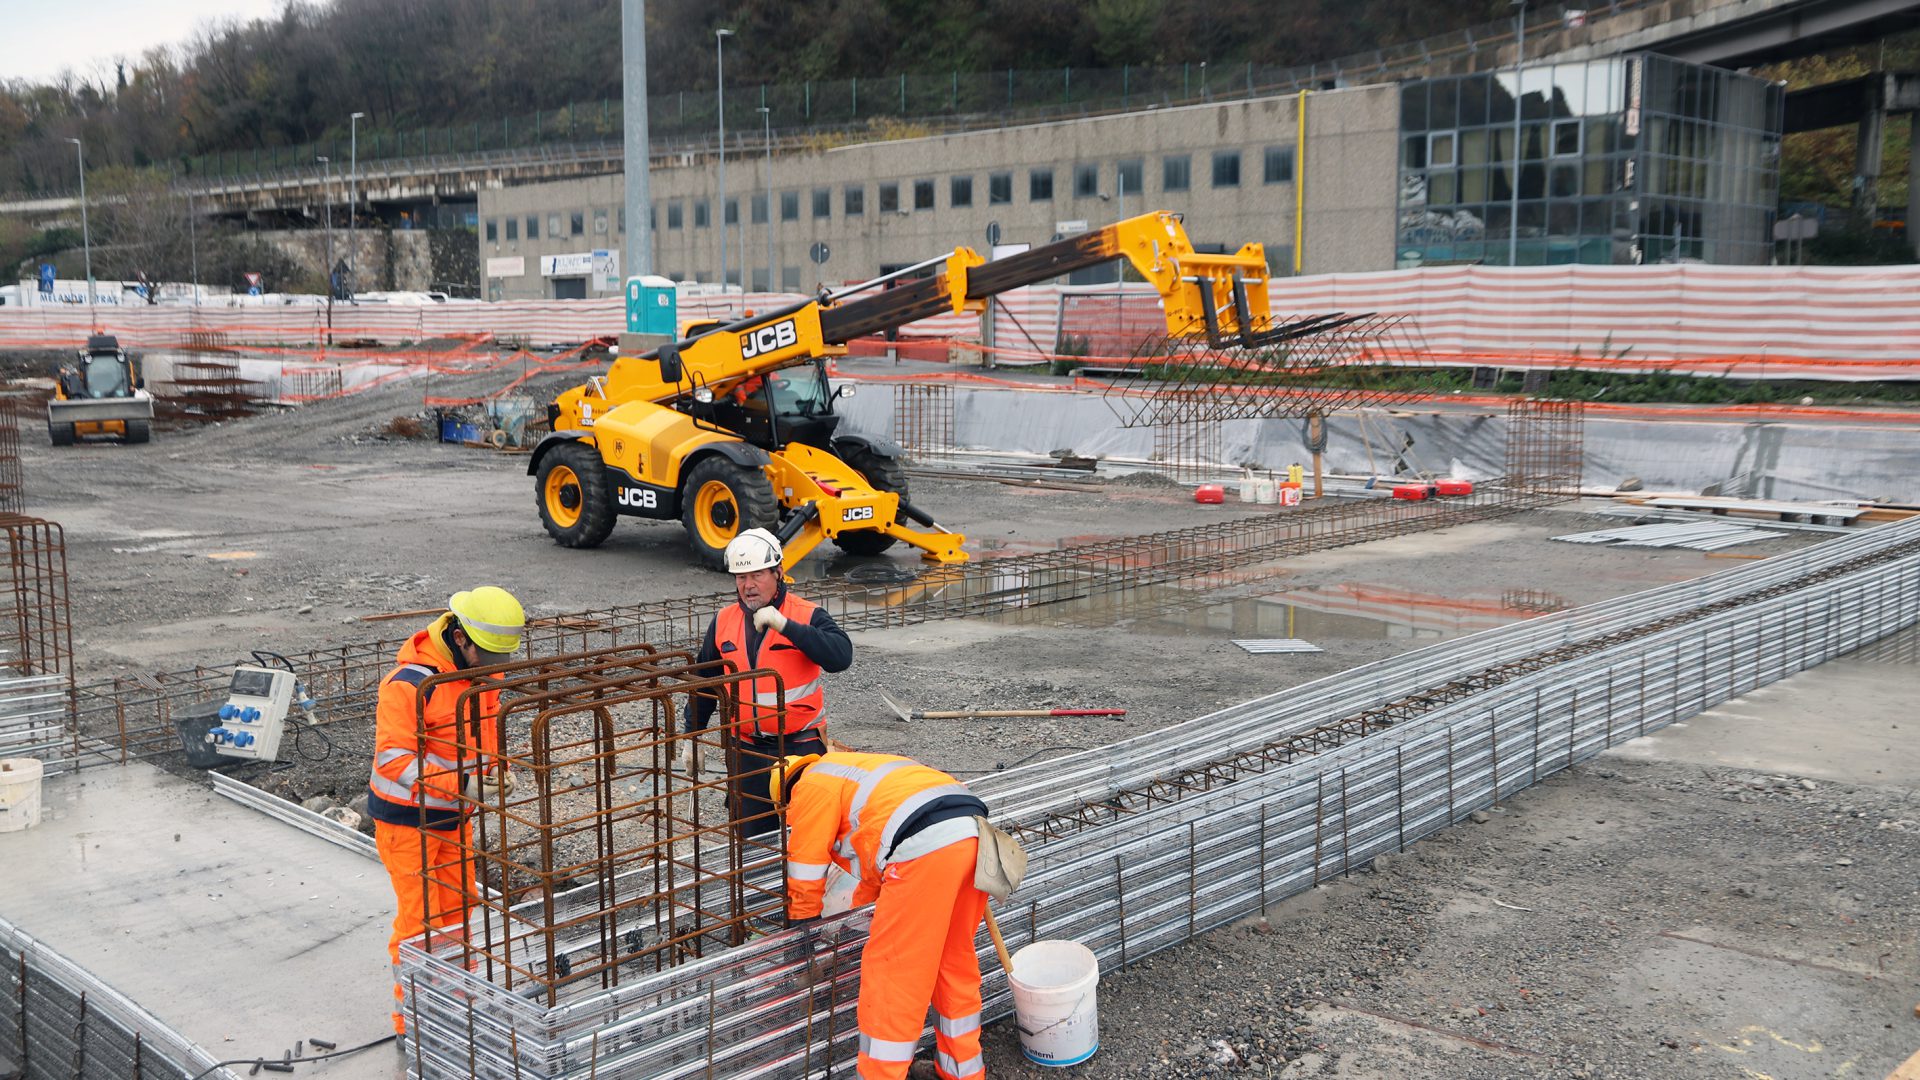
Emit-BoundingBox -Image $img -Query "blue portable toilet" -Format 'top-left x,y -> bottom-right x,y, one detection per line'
626,275 -> 677,336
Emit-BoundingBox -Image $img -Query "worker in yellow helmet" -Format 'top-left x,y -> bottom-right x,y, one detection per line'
367,586 -> 526,1036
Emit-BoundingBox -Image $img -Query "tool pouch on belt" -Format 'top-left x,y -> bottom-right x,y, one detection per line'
972,816 -> 1028,901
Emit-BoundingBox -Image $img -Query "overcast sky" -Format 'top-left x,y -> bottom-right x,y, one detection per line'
2,0 -> 284,85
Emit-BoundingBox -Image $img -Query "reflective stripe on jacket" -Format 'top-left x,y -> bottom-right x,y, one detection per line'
784,752 -> 980,919
716,592 -> 825,737
366,615 -> 500,828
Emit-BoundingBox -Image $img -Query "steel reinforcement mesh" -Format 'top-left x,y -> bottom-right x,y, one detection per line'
397,516 -> 1920,1080
0,396 -> 23,515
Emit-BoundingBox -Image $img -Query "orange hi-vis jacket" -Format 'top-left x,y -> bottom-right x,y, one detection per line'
366,615 -> 502,830
784,752 -> 984,919
716,591 -> 826,737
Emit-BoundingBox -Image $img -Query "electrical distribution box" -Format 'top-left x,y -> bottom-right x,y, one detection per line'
205,665 -> 298,762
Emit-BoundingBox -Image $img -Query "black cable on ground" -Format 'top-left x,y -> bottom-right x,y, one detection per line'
186,1033 -> 396,1079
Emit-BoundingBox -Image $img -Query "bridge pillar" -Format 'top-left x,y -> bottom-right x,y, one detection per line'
1853,97 -> 1885,222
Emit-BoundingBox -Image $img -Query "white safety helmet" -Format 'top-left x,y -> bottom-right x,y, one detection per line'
723,528 -> 783,574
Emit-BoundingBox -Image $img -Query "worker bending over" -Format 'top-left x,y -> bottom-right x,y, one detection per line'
685,528 -> 852,835
774,752 -> 992,1080
366,586 -> 525,1035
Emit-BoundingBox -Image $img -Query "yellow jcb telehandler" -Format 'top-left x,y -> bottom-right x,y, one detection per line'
529,211 -> 1314,572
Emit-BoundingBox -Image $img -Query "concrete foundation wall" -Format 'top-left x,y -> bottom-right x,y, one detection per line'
479,86 -> 1399,300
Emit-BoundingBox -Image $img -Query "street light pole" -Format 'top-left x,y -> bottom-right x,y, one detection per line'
1509,0 -> 1526,267
350,111 -> 364,296
758,105 -> 772,292
189,190 -> 199,304
65,138 -> 94,312
318,156 -> 334,340
715,27 -> 733,297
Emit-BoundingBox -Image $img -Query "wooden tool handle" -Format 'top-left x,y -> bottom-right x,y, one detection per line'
982,904 -> 1015,974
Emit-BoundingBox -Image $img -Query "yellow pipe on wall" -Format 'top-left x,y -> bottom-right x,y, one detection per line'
1294,89 -> 1307,275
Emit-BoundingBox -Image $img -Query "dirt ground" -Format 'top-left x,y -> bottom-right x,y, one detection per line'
12,362 -> 1914,1079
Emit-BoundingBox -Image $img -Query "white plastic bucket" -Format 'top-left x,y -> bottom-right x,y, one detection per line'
0,757 -> 44,833
1008,939 -> 1099,1066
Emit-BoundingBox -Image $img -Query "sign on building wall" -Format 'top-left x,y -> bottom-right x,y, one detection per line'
541,252 -> 595,277
591,249 -> 620,292
488,256 -> 528,278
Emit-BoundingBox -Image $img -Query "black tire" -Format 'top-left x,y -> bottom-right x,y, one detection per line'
681,456 -> 778,569
535,441 -> 617,548
833,447 -> 908,556
124,419 -> 150,444
47,422 -> 74,447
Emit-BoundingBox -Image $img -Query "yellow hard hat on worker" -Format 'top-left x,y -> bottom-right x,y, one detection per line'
768,753 -> 822,805
448,586 -> 527,655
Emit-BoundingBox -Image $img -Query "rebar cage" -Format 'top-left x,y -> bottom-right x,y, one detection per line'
399,645 -> 796,1011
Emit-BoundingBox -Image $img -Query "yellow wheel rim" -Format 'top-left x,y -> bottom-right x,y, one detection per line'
544,465 -> 583,529
693,479 -> 740,549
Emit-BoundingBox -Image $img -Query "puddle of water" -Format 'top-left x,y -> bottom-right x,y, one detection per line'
1842,623 -> 1920,666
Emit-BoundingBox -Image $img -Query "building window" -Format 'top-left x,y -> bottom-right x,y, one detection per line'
752,268 -> 770,292
1116,159 -> 1143,198
485,218 -> 497,242
693,199 -> 709,228
725,198 -> 738,226
781,191 -> 800,221
1263,146 -> 1295,184
526,215 -> 539,239
913,179 -> 935,210
1212,150 -> 1241,188
752,193 -> 769,224
845,184 -> 865,215
1552,118 -> 1582,157
504,218 -> 518,241
618,207 -> 625,233
1427,132 -> 1456,168
1030,167 -> 1054,201
879,182 -> 899,213
594,208 -> 608,235
989,171 -> 1012,205
1163,155 -> 1191,192
951,175 -> 973,208
549,213 -> 562,236
571,210 -> 585,236
1074,163 -> 1100,199
782,266 -> 800,291
813,187 -> 832,219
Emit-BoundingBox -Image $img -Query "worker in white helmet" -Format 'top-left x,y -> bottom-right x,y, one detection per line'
684,527 -> 852,838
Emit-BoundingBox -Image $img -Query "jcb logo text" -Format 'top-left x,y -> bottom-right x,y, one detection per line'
843,506 -> 875,522
741,319 -> 800,360
617,487 -> 658,509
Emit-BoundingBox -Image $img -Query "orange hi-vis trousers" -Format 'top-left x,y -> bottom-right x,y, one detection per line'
856,837 -> 988,1080
375,819 -> 471,1034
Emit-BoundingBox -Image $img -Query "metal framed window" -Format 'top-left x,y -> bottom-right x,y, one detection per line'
525,216 -> 539,239
1263,146 -> 1294,184
752,193 -> 769,224
780,191 -> 799,221
570,210 -> 585,236
1552,118 -> 1582,157
1116,159 -> 1143,198
693,200 -> 709,228
1212,150 -> 1242,188
485,218 -> 497,242
950,175 -> 973,208
913,179 -> 935,210
813,187 -> 831,218
724,199 -> 738,226
1029,168 -> 1054,201
1074,163 -> 1100,198
505,218 -> 518,241
594,208 -> 608,235
846,185 -> 866,215
1427,132 -> 1457,168
988,171 -> 1012,205
1163,155 -> 1191,192
878,183 -> 898,213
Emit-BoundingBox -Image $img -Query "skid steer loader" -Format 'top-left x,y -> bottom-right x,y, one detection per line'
528,211 -> 1308,573
48,335 -> 155,446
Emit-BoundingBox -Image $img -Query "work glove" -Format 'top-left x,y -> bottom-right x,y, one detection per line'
462,769 -> 514,804
752,605 -> 788,634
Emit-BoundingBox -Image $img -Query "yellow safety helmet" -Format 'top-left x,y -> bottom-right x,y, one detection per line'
768,753 -> 822,805
447,586 -> 527,655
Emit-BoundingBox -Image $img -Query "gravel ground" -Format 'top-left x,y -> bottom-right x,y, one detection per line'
11,355 -> 1912,1079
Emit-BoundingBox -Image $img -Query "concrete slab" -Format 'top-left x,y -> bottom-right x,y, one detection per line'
1603,655 -> 1920,788
0,763 -> 401,1078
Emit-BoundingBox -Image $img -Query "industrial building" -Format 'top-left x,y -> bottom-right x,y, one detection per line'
478,53 -> 1782,300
